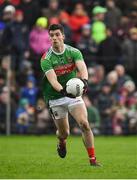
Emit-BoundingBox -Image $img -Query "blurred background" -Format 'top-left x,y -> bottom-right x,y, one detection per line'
0,0 -> 137,136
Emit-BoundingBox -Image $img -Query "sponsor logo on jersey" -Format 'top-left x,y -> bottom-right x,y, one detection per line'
54,63 -> 76,76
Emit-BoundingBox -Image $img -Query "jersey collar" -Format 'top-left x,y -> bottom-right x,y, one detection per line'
51,44 -> 66,55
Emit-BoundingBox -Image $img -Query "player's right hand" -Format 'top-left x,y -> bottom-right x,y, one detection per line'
60,88 -> 76,98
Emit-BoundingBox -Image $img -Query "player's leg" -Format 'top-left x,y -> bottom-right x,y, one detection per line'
54,116 -> 70,158
49,102 -> 70,158
54,116 -> 70,140
69,102 -> 101,166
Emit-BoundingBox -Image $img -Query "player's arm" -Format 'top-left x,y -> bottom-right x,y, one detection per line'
46,70 -> 75,98
72,48 -> 88,81
45,70 -> 63,92
41,55 -> 63,92
72,48 -> 89,93
75,60 -> 88,93
75,60 -> 88,80
45,70 -> 75,98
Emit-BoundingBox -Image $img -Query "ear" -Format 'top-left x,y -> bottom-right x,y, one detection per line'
63,34 -> 65,40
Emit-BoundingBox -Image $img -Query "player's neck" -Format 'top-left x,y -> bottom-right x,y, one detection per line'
52,44 -> 65,54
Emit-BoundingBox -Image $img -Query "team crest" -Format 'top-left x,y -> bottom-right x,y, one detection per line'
67,57 -> 73,63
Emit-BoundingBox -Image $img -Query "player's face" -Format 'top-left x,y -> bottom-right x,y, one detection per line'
49,29 -> 65,47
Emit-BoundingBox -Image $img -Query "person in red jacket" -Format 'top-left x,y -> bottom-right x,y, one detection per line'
69,3 -> 90,43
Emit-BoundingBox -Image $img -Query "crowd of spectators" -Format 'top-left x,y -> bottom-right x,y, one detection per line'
0,0 -> 137,135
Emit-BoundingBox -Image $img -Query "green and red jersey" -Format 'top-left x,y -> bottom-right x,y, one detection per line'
40,44 -> 84,102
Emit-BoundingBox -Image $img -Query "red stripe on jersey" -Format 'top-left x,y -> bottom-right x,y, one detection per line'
41,52 -> 47,60
54,63 -> 76,76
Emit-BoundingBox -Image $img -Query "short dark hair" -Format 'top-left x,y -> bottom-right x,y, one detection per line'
48,24 -> 64,34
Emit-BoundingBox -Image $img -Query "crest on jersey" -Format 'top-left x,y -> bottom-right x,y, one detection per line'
67,57 -> 73,63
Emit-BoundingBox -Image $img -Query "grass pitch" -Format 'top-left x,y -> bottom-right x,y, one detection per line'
0,135 -> 136,179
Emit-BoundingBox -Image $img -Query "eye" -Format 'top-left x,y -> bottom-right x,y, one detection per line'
50,33 -> 54,37
56,33 -> 60,36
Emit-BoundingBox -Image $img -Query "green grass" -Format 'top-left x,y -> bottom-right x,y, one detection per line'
0,135 -> 136,179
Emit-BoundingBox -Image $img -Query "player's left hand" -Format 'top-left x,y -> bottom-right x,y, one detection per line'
80,78 -> 88,94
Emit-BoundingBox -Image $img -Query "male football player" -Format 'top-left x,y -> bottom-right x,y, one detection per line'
40,24 -> 100,166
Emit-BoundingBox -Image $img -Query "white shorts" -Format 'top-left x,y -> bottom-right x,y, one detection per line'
48,97 -> 84,120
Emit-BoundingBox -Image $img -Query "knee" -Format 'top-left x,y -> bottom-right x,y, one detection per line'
63,130 -> 70,138
58,130 -> 70,139
79,121 -> 91,132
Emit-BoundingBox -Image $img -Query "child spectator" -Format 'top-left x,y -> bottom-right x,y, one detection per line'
20,76 -> 39,106
29,17 -> 51,55
29,17 -> 51,76
16,98 -> 35,134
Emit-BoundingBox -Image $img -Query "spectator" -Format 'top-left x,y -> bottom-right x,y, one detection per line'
20,76 -> 39,106
107,70 -> 119,93
123,80 -> 136,94
105,0 -> 122,32
0,5 -> 16,54
1,5 -> 16,54
0,4 -> 15,20
0,56 -> 18,102
16,51 -> 34,87
127,92 -> 137,134
114,64 -> 132,90
95,65 -> 105,85
87,67 -> 102,103
112,101 -> 128,135
48,16 -> 60,25
122,27 -> 137,81
29,17 -> 51,55
0,86 -> 16,134
41,0 -> 60,22
69,3 -> 90,43
128,10 -> 137,29
76,24 -> 98,66
58,11 -> 72,45
116,16 -> 132,40
96,82 -> 114,135
18,0 -> 40,29
13,9 -> 29,70
2,7 -> 29,70
29,17 -> 51,76
91,5 -> 107,44
112,80 -> 136,135
36,98 -> 52,135
16,98 -> 35,134
97,28 -> 122,71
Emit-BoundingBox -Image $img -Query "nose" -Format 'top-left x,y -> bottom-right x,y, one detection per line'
52,35 -> 57,40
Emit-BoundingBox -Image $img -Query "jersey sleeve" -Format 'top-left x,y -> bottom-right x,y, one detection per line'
72,49 -> 84,62
40,55 -> 53,73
